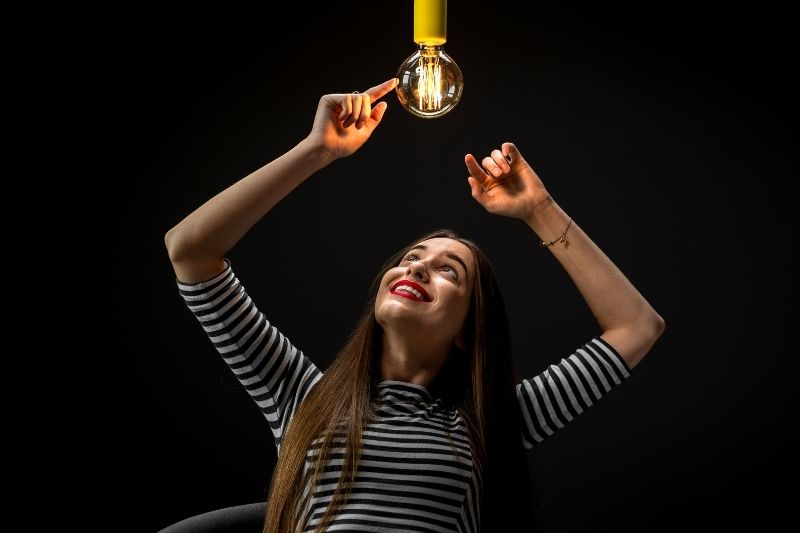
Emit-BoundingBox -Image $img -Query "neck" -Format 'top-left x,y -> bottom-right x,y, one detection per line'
379,327 -> 450,388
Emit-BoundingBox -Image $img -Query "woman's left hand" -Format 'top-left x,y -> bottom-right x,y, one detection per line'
465,142 -> 553,222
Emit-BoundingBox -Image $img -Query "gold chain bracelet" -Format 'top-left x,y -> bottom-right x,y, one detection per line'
539,218 -> 572,247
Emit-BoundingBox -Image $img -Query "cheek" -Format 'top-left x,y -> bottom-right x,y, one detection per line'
440,285 -> 470,312
375,290 -> 386,309
375,272 -> 395,306
453,290 -> 472,318
459,299 -> 472,321
375,285 -> 386,305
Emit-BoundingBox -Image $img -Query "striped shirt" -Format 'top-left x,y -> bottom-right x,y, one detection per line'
177,260 -> 631,532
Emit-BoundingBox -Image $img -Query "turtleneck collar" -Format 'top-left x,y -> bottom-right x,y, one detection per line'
377,380 -> 436,404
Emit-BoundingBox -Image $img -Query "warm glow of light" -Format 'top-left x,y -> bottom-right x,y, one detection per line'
418,52 -> 443,111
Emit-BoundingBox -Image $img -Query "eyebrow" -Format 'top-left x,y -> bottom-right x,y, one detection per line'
408,244 -> 470,278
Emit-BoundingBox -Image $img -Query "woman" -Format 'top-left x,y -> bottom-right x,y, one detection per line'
165,77 -> 665,532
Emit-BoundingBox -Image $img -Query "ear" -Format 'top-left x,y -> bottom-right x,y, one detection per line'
454,335 -> 466,350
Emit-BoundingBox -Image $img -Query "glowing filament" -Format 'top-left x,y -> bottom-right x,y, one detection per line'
418,53 -> 443,111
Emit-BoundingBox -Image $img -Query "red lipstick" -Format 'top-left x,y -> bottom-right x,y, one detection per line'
390,280 -> 431,302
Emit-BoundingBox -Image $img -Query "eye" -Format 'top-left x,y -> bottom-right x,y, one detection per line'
402,253 -> 419,262
439,265 -> 458,278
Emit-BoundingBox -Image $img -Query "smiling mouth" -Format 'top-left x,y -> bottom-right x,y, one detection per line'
389,281 -> 431,302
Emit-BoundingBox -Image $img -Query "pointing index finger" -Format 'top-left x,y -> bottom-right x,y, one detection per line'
366,78 -> 398,103
465,154 -> 488,182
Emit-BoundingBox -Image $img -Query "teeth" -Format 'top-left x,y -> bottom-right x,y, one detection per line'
396,285 -> 424,301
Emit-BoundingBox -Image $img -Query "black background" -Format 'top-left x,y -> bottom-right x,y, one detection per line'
90,2 -> 795,531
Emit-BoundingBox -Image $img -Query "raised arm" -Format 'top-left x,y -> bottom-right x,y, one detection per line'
165,78 -> 397,283
465,142 -> 665,369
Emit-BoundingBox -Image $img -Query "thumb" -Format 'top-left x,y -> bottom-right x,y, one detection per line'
501,142 -> 521,163
466,177 -> 484,201
370,101 -> 389,125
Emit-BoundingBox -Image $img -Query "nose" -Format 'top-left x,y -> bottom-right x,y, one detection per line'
406,260 -> 428,282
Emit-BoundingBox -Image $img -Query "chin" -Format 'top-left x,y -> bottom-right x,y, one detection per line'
375,303 -> 423,329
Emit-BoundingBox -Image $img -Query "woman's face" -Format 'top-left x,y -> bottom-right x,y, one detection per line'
375,237 -> 475,346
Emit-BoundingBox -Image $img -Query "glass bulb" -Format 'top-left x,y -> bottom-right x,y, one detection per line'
396,45 -> 463,119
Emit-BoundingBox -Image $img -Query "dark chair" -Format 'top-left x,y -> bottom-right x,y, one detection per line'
158,502 -> 266,533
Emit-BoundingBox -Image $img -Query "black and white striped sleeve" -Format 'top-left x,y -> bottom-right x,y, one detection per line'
176,259 -> 323,450
516,337 -> 631,449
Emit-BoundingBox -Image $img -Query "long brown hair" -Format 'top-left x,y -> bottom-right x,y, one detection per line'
263,229 -> 532,532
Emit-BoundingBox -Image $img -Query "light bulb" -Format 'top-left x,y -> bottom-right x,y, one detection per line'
396,0 -> 463,119
396,45 -> 463,119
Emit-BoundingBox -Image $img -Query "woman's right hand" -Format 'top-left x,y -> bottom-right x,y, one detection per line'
306,78 -> 397,161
